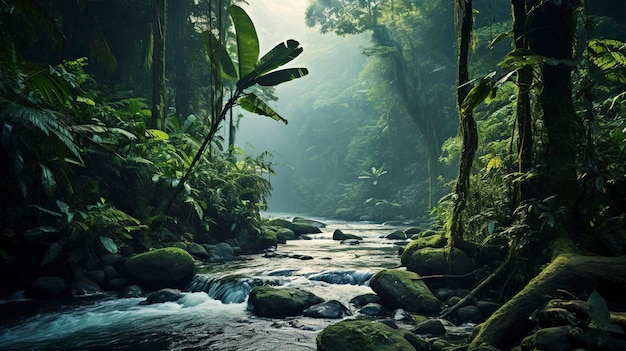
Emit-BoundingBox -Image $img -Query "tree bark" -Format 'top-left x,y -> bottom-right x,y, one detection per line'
450,0 -> 477,244
511,0 -> 534,203
151,0 -> 167,129
170,0 -> 191,123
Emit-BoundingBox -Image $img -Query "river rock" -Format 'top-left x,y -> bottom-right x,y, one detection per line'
370,269 -> 442,313
125,247 -> 195,290
257,229 -> 278,251
413,319 -> 446,336
100,253 -> 123,266
520,325 -> 585,351
119,284 -> 145,298
341,239 -> 360,245
275,228 -> 296,241
400,235 -> 447,262
247,286 -> 324,317
405,227 -> 423,235
292,216 -> 325,228
402,247 -> 475,276
209,242 -> 235,261
475,300 -> 501,319
385,230 -> 407,240
350,293 -> 381,308
317,319 -> 429,351
70,277 -> 101,296
140,288 -> 182,305
303,300 -> 352,319
455,305 -> 483,324
26,276 -> 66,298
102,265 -> 119,280
267,218 -> 322,235
85,269 -> 106,284
186,242 -> 209,259
104,277 -> 128,291
333,229 -> 362,241
358,302 -> 387,316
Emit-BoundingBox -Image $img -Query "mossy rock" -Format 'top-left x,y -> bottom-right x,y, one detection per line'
125,247 -> 195,290
317,319 -> 428,351
257,229 -> 278,250
403,247 -> 475,276
266,218 -> 322,235
275,228 -> 296,243
186,242 -> 209,259
370,269 -> 442,313
247,286 -> 324,317
292,216 -> 326,228
400,235 -> 447,265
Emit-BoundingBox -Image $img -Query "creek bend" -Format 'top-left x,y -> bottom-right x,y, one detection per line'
0,216 -> 431,351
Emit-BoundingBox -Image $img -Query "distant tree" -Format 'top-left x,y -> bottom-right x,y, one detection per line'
305,0 -> 457,208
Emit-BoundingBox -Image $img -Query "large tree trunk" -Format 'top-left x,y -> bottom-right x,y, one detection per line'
468,4 -> 591,350
449,0 -> 477,243
511,0 -> 534,204
151,0 -> 167,129
170,0 -> 191,123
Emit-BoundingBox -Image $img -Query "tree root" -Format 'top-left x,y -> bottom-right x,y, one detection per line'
440,260 -> 511,319
468,254 -> 626,351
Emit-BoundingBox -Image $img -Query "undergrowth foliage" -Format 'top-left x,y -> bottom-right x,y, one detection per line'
0,54 -> 277,285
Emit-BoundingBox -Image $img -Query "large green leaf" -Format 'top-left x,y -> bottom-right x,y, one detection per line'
42,242 -> 63,265
588,39 -> 626,83
255,40 -> 304,76
254,67 -> 309,87
39,163 -> 57,197
202,30 -> 238,80
99,236 -> 119,254
238,93 -> 288,124
230,5 -> 259,78
239,40 -> 304,89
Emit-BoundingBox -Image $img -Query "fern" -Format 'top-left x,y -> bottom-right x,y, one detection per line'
0,98 -> 82,161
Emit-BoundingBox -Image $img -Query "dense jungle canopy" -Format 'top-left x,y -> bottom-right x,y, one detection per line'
1,0 -> 626,350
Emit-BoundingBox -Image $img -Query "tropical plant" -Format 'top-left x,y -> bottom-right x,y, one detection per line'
164,4 -> 308,214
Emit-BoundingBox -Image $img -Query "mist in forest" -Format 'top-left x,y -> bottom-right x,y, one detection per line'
238,1 -> 372,213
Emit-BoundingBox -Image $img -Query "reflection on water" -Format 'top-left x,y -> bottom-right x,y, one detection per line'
0,216 -> 413,350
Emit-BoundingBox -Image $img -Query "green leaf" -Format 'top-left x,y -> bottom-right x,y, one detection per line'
588,290 -> 612,331
99,236 -> 119,254
56,199 -> 74,223
461,78 -> 492,116
146,129 -> 169,140
230,5 -> 259,78
76,96 -> 96,106
39,163 -> 57,197
255,40 -> 304,76
254,67 -> 309,87
42,242 -> 63,265
202,30 -> 238,80
24,226 -> 60,238
238,94 -> 288,124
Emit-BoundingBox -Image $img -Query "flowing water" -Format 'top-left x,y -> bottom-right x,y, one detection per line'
0,216 -> 418,351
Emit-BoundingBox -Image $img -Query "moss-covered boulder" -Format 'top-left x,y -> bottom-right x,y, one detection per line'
186,242 -> 209,259
125,247 -> 195,290
266,218 -> 322,235
292,216 -> 326,228
400,235 -> 447,264
247,286 -> 324,317
257,229 -> 278,250
317,319 -> 429,351
402,247 -> 474,276
370,269 -> 442,313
